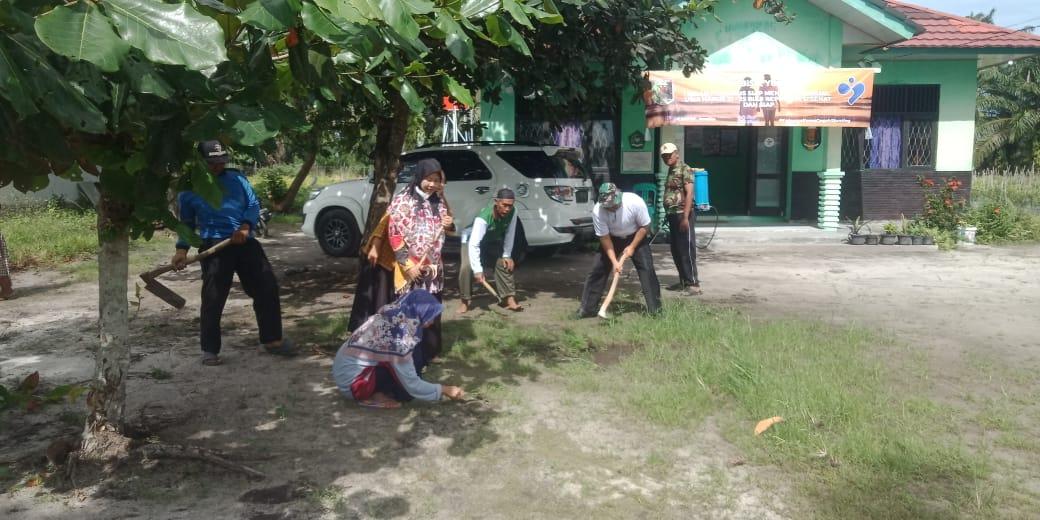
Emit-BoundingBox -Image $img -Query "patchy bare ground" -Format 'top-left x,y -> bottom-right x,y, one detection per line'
1,226 -> 1038,518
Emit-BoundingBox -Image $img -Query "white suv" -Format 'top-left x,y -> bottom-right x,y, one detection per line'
301,142 -> 596,257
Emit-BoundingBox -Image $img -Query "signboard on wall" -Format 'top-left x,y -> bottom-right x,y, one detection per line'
644,68 -> 875,128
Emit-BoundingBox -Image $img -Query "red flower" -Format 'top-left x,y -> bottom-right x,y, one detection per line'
994,207 -> 1001,215
922,178 -> 936,188
947,178 -> 963,191
944,198 -> 953,208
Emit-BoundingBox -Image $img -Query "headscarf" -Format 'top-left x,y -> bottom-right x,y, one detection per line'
342,290 -> 443,364
406,158 -> 444,204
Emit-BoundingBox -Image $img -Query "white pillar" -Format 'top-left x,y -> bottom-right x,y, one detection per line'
817,169 -> 845,230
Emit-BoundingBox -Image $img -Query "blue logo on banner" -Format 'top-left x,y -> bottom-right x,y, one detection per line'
837,77 -> 866,105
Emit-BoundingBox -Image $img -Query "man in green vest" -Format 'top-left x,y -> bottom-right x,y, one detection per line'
457,188 -> 522,313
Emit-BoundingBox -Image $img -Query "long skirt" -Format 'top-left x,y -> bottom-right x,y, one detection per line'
348,263 -> 396,332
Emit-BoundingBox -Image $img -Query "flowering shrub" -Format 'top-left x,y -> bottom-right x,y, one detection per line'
917,176 -> 966,232
971,202 -> 1040,243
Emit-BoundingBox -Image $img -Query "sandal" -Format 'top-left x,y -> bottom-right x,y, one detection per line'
261,338 -> 298,357
202,352 -> 223,366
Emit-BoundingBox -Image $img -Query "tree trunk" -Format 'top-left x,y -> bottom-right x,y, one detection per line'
273,128 -> 321,213
80,191 -> 133,462
364,94 -> 412,238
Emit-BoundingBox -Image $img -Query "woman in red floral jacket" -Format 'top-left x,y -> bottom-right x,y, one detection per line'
388,158 -> 455,368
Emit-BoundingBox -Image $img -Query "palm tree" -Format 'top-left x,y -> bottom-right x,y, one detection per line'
975,56 -> 1040,169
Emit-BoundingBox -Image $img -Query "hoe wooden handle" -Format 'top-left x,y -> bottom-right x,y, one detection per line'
480,278 -> 502,302
142,238 -> 232,281
597,254 -> 627,318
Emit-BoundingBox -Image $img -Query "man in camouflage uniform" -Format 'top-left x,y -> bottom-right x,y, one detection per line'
660,143 -> 701,295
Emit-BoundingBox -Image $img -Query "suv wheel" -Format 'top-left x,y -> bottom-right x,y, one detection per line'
511,221 -> 528,265
317,208 -> 360,257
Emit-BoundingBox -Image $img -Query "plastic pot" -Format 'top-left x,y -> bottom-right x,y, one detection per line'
848,234 -> 867,245
897,235 -> 913,245
880,234 -> 898,245
864,234 -> 880,245
911,235 -> 925,245
922,236 -> 934,245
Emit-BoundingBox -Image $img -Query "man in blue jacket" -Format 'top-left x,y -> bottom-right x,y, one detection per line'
172,140 -> 294,366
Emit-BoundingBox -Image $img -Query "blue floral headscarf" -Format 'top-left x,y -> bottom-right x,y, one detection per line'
343,290 -> 442,364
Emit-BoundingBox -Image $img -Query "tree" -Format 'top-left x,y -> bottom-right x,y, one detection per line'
976,56 -> 1040,169
0,0 -> 555,462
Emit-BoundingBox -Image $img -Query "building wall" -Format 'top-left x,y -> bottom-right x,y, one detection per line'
872,59 -> 978,172
618,0 -> 843,189
479,87 -> 516,141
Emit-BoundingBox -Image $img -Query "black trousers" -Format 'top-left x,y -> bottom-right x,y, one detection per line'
199,238 -> 282,354
666,213 -> 699,286
579,233 -> 661,316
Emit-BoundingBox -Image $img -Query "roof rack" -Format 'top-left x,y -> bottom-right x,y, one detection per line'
416,140 -> 545,148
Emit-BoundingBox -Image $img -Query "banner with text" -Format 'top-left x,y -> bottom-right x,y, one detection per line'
644,68 -> 875,128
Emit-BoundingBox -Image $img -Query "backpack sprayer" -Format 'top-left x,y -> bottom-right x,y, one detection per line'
693,168 -> 718,250
649,168 -> 718,249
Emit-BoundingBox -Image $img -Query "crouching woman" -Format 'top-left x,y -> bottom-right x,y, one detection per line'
332,290 -> 465,409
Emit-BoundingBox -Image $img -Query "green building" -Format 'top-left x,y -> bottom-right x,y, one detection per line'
478,0 -> 1040,229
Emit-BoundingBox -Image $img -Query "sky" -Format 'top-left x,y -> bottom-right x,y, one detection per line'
905,0 -> 1038,29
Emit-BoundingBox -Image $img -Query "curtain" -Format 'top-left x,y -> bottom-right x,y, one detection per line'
867,115 -> 902,169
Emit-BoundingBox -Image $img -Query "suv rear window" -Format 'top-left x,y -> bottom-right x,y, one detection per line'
496,151 -> 576,179
399,150 -> 492,182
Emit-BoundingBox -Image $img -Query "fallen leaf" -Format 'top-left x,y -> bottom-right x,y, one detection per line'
18,371 -> 40,393
754,416 -> 784,435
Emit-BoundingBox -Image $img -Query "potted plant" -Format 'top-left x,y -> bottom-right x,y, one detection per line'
880,222 -> 898,245
906,220 -> 926,245
845,216 -> 868,245
897,215 -> 913,245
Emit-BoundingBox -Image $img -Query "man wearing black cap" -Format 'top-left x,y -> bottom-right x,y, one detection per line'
578,183 -> 661,317
457,188 -> 522,313
171,140 -> 294,366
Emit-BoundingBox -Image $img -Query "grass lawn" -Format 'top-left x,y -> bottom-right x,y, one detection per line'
2,204 -> 98,269
1,203 -> 178,280
440,303 -> 996,519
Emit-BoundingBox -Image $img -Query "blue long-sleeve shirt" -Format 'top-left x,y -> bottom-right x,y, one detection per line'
175,168 -> 259,250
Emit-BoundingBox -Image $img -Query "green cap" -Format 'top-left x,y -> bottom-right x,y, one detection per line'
598,182 -> 621,209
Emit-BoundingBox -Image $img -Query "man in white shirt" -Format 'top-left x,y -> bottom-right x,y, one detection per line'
458,188 -> 522,313
578,183 -> 661,317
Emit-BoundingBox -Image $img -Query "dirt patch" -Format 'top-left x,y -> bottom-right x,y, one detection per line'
590,342 -> 640,366
2,227 -> 1039,517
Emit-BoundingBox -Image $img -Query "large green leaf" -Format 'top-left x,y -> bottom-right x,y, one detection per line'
394,78 -> 424,113
121,52 -> 175,98
225,104 -> 280,146
7,34 -> 107,133
189,161 -> 224,208
379,0 -> 421,41
0,37 -> 37,118
501,0 -> 532,29
301,2 -> 356,43
239,0 -> 299,31
34,3 -> 130,72
362,73 -> 388,104
313,0 -> 365,23
103,0 -> 227,71
444,74 -> 474,107
401,0 -> 435,15
460,0 -> 499,18
486,14 -> 528,55
182,107 -> 224,141
435,11 -> 475,69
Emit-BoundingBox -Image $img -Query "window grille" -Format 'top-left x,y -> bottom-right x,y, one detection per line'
841,85 -> 939,170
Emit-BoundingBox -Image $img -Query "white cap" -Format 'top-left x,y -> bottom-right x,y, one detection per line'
660,143 -> 678,155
